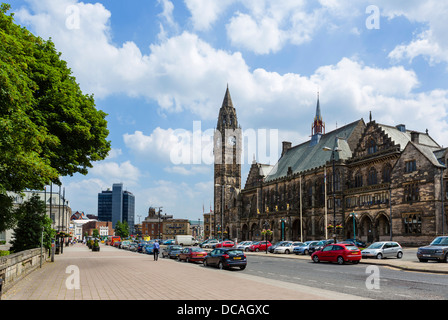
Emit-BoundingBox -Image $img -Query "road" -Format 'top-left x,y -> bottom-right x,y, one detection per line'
243,254 -> 448,300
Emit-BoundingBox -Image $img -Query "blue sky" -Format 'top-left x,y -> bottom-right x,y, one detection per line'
8,0 -> 448,223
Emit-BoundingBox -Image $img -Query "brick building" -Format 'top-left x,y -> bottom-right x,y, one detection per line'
82,220 -> 114,238
214,87 -> 448,246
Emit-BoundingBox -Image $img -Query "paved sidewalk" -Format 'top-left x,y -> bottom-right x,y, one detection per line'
2,243 -> 366,300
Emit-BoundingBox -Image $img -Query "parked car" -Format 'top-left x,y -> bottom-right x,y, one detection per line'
311,243 -> 361,265
236,241 -> 253,251
308,239 -> 335,255
177,247 -> 208,263
137,241 -> 148,253
274,241 -> 303,254
203,248 -> 247,270
342,239 -> 367,248
113,241 -> 121,248
199,239 -> 216,248
248,241 -> 272,252
162,245 -> 183,259
417,236 -> 448,263
294,241 -> 319,255
361,241 -> 403,259
215,240 -> 235,248
201,240 -> 218,248
268,241 -> 288,253
129,242 -> 138,252
120,240 -> 131,250
163,239 -> 175,245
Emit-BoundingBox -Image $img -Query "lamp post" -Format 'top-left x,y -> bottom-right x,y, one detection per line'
279,218 -> 286,241
323,137 -> 340,243
157,207 -> 163,240
263,221 -> 270,254
350,212 -> 358,241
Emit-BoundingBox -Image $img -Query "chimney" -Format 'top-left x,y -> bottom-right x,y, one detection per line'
282,141 -> 292,156
411,131 -> 419,144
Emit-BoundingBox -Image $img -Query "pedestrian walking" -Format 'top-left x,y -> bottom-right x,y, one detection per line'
153,240 -> 160,261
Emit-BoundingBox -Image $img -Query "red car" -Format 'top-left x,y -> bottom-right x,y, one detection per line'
215,241 -> 235,248
177,247 -> 208,263
311,243 -> 361,265
248,241 -> 272,252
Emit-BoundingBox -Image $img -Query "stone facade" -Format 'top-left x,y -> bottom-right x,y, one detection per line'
214,90 -> 448,246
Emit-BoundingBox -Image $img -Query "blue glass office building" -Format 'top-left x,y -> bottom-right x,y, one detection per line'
98,183 -> 135,233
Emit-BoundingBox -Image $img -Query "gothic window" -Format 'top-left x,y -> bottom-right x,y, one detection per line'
354,171 -> 363,188
367,139 -> 377,154
316,178 -> 325,206
382,164 -> 392,183
229,114 -> 234,126
367,167 -> 378,185
404,214 -> 422,234
306,182 -> 313,207
405,160 -> 417,173
404,182 -> 419,202
222,115 -> 227,126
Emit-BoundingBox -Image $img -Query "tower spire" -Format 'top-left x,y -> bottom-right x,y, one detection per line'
312,92 -> 325,136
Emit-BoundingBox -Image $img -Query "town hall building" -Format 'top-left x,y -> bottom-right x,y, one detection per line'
213,87 -> 448,246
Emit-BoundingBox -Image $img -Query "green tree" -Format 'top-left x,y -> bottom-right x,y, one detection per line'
10,194 -> 56,253
114,221 -> 129,239
0,3 -> 110,230
0,3 -> 110,193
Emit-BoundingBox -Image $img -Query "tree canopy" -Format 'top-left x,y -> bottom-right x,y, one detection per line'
0,3 -> 111,194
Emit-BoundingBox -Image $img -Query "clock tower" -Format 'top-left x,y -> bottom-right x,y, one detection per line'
214,85 -> 241,238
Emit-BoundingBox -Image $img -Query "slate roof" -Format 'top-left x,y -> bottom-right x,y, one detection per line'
378,124 -> 445,168
264,120 -> 363,182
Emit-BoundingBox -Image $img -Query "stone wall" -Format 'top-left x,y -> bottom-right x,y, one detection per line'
0,248 -> 47,296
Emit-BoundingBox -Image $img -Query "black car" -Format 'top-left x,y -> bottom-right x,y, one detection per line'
162,245 -> 183,259
417,236 -> 448,263
308,239 -> 335,255
137,241 -> 148,253
203,248 -> 247,270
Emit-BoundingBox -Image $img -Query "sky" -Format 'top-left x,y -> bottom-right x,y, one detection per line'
7,0 -> 448,223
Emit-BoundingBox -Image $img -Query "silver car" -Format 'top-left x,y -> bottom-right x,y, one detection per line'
361,241 -> 403,259
237,241 -> 253,251
274,241 -> 303,254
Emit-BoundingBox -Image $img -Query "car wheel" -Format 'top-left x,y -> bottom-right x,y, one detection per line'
312,255 -> 319,263
397,251 -> 403,259
304,250 -> 309,255
203,260 -> 208,267
419,258 -> 428,262
255,248 -> 259,252
177,256 -> 181,262
218,261 -> 224,270
186,258 -> 190,263
239,265 -> 246,270
285,249 -> 290,254
376,253 -> 383,259
337,256 -> 345,265
445,254 -> 448,263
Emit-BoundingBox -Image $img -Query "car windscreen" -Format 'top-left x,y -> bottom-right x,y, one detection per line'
226,250 -> 244,255
191,247 -> 205,252
367,243 -> 384,249
346,245 -> 359,251
430,237 -> 448,246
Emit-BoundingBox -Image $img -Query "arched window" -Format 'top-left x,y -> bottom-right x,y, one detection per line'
354,171 -> 363,188
368,167 -> 378,185
367,139 -> 377,154
382,164 -> 392,183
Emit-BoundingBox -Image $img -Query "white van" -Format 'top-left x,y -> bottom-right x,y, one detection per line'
175,235 -> 198,246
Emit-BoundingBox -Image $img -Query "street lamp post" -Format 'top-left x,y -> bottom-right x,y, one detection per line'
263,221 -> 269,254
350,212 -> 358,241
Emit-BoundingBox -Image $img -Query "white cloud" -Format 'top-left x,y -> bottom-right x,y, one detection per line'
90,161 -> 140,186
